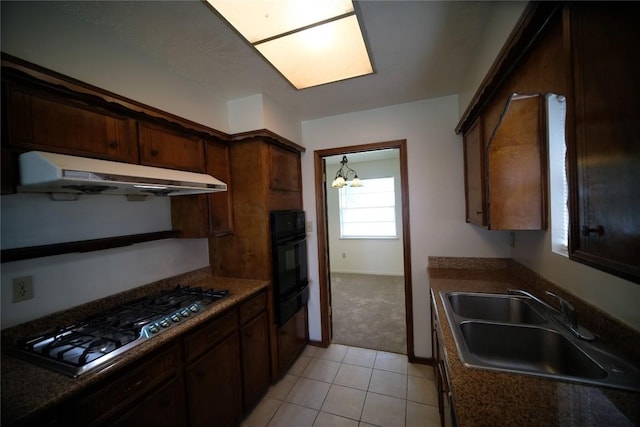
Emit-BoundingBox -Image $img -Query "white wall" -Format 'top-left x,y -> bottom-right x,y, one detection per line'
327,157 -> 404,276
228,93 -> 302,142
1,194 -> 209,328
512,233 -> 640,331
301,96 -> 509,358
458,1 -> 528,118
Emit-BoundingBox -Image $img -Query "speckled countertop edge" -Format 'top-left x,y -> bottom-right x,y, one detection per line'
1,269 -> 270,425
428,257 -> 640,427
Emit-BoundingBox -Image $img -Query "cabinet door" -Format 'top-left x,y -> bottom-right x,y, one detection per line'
186,332 -> 243,427
487,94 -> 546,230
4,83 -> 138,162
76,343 -> 181,427
111,377 -> 186,427
138,121 -> 205,172
170,140 -> 233,238
240,310 -> 271,410
270,145 -> 301,192
463,118 -> 487,227
277,305 -> 308,373
566,3 -> 640,282
206,139 -> 233,235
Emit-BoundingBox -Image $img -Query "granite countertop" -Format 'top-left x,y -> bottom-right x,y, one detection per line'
1,270 -> 270,425
428,261 -> 640,427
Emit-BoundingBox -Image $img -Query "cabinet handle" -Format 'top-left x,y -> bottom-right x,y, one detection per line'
206,329 -> 219,339
437,362 -> 449,394
476,210 -> 482,215
124,376 -> 149,394
108,141 -> 119,149
150,149 -> 159,156
581,225 -> 604,236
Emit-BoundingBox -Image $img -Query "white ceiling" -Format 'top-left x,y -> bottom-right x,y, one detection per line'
51,0 -> 506,122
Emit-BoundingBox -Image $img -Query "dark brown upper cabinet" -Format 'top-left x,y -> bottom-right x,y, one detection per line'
486,93 -> 546,230
463,117 -> 487,227
269,144 -> 302,192
138,121 -> 205,173
3,81 -> 138,163
462,94 -> 547,231
564,3 -> 640,283
457,2 -> 639,282
171,139 -> 234,238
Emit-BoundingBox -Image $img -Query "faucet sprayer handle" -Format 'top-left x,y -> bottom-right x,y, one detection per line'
545,291 -> 574,311
545,291 -> 576,326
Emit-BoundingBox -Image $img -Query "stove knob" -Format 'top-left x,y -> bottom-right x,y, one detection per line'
189,304 -> 199,313
160,318 -> 171,328
148,323 -> 160,334
171,314 -> 181,323
180,309 -> 190,318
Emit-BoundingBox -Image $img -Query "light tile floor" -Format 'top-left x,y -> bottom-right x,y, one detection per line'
242,344 -> 440,427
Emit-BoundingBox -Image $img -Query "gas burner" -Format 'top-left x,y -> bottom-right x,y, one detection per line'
14,285 -> 230,377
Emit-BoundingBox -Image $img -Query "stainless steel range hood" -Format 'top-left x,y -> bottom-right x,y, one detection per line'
18,151 -> 227,197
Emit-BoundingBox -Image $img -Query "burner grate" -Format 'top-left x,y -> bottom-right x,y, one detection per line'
15,286 -> 230,376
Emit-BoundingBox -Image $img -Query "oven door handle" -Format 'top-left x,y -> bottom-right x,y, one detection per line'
275,235 -> 306,245
283,282 -> 309,300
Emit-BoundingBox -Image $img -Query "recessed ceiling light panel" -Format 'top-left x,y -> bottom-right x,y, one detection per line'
255,15 -> 373,89
207,0 -> 355,43
206,0 -> 373,89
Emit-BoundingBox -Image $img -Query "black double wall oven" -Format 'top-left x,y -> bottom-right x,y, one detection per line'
270,210 -> 309,326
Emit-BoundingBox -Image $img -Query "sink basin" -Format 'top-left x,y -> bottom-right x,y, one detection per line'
446,292 -> 546,324
459,321 -> 607,379
439,291 -> 640,391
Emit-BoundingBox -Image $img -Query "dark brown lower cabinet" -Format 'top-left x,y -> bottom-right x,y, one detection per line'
111,377 -> 186,427
431,292 -> 457,427
186,332 -> 243,427
76,342 -> 185,427
8,298 -> 276,427
241,310 -> 271,410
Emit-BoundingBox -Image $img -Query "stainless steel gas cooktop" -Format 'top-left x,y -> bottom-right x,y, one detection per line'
14,286 -> 229,377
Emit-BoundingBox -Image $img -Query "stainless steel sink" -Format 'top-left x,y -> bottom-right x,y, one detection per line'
446,292 -> 546,324
458,321 -> 606,379
439,291 -> 640,391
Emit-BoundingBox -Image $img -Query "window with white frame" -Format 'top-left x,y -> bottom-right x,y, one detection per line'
547,94 -> 569,255
338,177 -> 397,238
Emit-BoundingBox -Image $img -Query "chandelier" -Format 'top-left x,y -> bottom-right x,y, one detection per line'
331,155 -> 362,188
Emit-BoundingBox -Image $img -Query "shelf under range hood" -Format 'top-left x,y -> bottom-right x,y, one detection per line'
17,151 -> 227,197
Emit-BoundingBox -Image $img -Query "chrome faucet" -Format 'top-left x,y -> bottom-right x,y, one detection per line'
507,289 -> 595,341
507,289 -> 557,312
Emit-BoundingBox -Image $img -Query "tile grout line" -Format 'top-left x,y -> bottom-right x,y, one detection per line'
262,345 -> 438,426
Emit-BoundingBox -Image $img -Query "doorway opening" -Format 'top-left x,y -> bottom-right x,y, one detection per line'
314,140 -> 415,359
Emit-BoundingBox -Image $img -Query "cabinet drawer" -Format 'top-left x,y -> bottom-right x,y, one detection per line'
184,309 -> 238,363
239,291 -> 267,325
76,342 -> 181,426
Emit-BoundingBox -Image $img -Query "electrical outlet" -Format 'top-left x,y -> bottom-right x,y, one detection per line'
13,276 -> 34,302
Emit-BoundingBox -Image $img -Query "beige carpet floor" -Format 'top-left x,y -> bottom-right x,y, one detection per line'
330,273 -> 407,355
